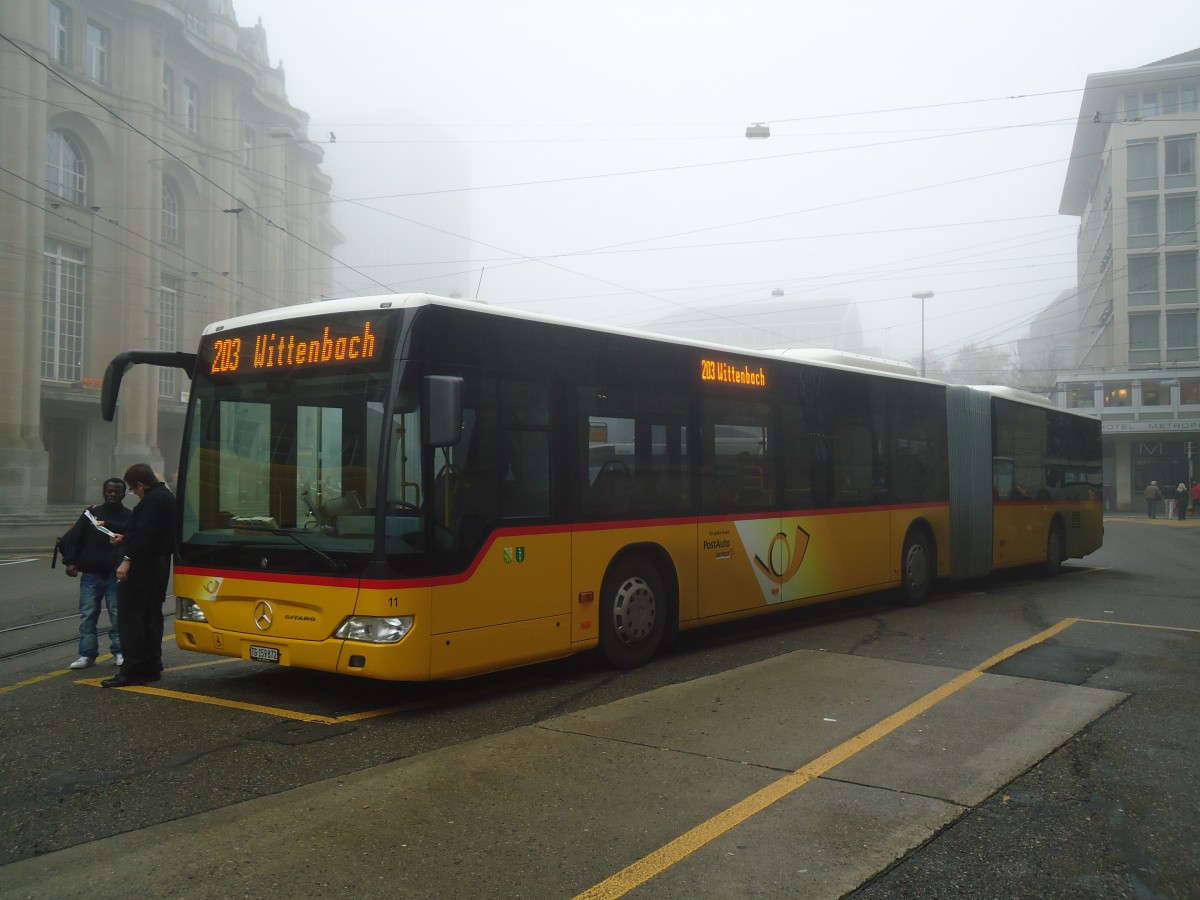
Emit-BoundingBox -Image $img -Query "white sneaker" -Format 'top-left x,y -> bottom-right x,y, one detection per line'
69,656 -> 95,669
113,653 -> 124,666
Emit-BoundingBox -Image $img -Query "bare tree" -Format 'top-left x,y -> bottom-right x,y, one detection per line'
940,342 -> 1016,387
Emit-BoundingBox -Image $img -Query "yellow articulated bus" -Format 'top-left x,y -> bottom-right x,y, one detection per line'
101,294 -> 1103,680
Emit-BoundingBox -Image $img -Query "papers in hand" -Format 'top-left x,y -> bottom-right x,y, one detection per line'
85,508 -> 119,538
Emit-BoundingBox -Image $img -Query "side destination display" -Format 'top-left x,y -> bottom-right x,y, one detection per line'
700,357 -> 767,388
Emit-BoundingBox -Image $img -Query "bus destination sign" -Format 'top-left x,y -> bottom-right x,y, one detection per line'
207,318 -> 380,376
700,357 -> 767,388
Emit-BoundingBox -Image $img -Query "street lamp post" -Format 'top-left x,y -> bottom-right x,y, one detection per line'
912,291 -> 933,377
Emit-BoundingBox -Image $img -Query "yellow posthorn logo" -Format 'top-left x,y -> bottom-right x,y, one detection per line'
753,526 -> 811,584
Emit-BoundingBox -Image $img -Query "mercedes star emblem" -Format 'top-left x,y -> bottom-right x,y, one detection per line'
253,601 -> 274,631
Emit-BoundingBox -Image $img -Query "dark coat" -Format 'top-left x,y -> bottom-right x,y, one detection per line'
62,501 -> 131,575
122,482 -> 176,579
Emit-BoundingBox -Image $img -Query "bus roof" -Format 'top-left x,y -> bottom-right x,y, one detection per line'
970,383 -> 1100,420
201,293 -> 990,391
768,348 -> 920,377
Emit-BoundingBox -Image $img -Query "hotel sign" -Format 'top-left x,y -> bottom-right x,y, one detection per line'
1103,420 -> 1198,433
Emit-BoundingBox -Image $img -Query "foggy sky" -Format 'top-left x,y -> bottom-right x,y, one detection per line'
234,0 -> 1200,367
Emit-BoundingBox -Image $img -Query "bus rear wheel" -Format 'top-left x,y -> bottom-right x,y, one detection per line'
1042,524 -> 1065,578
897,530 -> 934,606
599,556 -> 666,670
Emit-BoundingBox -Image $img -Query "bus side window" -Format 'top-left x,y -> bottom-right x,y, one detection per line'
703,422 -> 771,509
499,379 -> 551,518
583,401 -> 690,518
446,398 -> 500,551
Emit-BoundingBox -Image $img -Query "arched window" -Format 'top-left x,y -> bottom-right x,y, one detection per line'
45,130 -> 86,206
162,179 -> 180,243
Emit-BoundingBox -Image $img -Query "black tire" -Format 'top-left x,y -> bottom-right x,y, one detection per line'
897,529 -> 934,606
1042,524 -> 1064,578
599,555 -> 666,670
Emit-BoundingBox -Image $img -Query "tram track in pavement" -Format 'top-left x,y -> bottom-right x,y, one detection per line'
0,546 -> 172,665
0,550 -> 86,663
0,603 -> 170,665
0,612 -> 84,662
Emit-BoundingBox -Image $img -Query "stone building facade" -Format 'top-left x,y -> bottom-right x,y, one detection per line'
0,0 -> 340,510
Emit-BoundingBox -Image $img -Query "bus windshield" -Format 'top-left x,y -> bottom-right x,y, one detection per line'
180,368 -> 394,567
177,309 -> 426,573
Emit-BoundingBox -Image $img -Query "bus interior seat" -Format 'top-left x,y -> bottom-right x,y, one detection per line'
590,459 -> 632,514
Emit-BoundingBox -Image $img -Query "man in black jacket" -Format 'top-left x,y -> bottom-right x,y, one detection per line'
103,463 -> 175,688
63,478 -> 131,670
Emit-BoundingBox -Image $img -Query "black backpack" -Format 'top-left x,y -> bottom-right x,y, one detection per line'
51,518 -> 83,571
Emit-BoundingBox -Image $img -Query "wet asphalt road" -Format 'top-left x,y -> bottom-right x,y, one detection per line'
0,517 -> 1197,898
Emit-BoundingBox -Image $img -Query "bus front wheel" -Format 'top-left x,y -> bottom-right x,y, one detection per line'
599,556 -> 666,670
897,529 -> 934,606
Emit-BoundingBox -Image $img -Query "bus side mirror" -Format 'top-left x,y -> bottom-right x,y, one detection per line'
425,375 -> 463,447
101,353 -> 137,422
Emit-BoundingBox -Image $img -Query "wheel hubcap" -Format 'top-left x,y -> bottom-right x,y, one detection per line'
612,575 -> 656,646
906,544 -> 927,591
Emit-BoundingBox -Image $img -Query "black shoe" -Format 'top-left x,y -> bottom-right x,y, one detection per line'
101,673 -> 148,688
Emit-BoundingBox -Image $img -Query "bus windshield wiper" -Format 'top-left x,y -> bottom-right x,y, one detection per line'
233,522 -> 347,573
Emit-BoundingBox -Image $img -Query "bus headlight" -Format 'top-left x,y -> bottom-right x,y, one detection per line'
334,615 -> 414,644
177,597 -> 207,622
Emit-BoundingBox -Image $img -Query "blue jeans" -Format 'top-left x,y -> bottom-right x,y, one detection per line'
78,572 -> 120,659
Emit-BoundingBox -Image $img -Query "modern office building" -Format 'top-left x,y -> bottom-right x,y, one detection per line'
0,1 -> 341,510
1058,49 -> 1200,509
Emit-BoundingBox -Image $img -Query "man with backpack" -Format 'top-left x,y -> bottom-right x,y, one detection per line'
61,478 -> 131,669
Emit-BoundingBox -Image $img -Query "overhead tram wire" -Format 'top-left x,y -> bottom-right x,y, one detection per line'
401,146 -> 1097,305
940,210 -> 1200,356
257,99 -> 1122,301
0,167 -> 302,310
292,115 -> 1080,207
932,204 -> 1200,352
272,119 -> 1106,328
347,145 -> 1090,329
268,74 -> 1177,141
0,178 -> 232,298
3,30 -> 1139,355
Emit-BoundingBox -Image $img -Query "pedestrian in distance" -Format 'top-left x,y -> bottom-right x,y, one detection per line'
1192,479 -> 1200,516
1177,482 -> 1189,521
1144,480 -> 1162,518
62,478 -> 131,670
1164,482 -> 1178,520
102,463 -> 175,688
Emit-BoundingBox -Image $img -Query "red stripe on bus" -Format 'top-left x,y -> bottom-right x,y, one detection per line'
174,501 -> 951,590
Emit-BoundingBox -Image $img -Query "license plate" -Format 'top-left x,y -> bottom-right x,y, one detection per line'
249,645 -> 280,663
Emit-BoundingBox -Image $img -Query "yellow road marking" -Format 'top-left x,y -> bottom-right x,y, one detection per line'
78,677 -> 340,723
1077,618 -> 1200,634
574,618 -> 1080,900
0,669 -> 69,694
0,650 -> 124,694
78,663 -> 548,723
